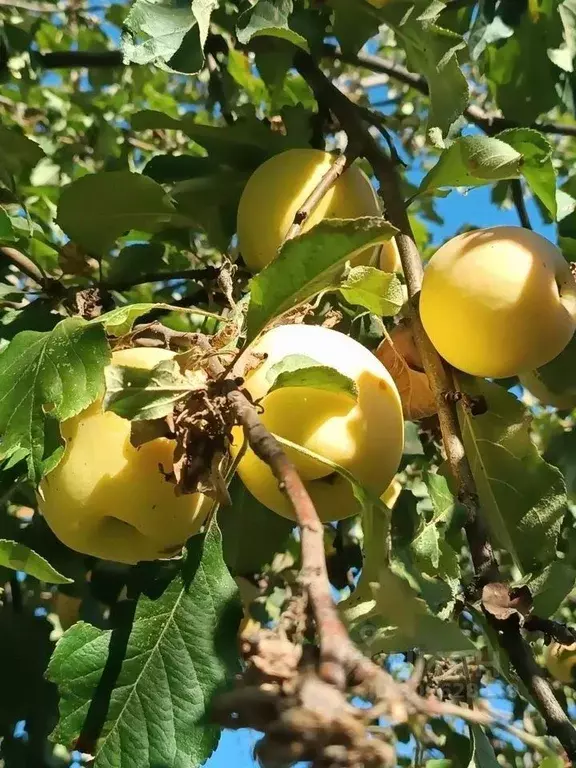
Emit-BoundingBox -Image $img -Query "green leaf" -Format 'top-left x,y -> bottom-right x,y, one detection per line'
467,724 -> 499,767
0,209 -> 17,242
47,523 -> 241,766
532,328 -> 576,397
237,0 -> 309,51
497,128 -> 557,218
123,0 -> 217,74
90,301 -> 222,337
341,497 -> 471,655
0,318 -> 110,483
172,168 -> 249,251
104,360 -> 206,421
94,303 -> 221,337
57,171 -> 187,255
95,304 -> 159,336
267,356 -> 359,400
132,110 -> 298,169
417,135 -> 523,196
456,374 -> 567,574
484,7 -> 559,124
338,266 -> 403,316
246,217 -> 398,341
219,475 -> 294,575
412,473 -> 458,573
342,563 -> 474,655
390,17 -> 468,136
0,126 -> 45,178
328,0 -> 380,55
539,758 -> 567,768
525,561 -> 576,618
106,242 -> 167,283
0,539 -> 73,584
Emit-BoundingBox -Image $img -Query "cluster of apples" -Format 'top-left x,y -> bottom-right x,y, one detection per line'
38,148 -> 576,571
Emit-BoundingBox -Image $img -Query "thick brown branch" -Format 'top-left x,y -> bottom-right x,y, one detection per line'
294,51 -> 576,762
498,623 -> 576,756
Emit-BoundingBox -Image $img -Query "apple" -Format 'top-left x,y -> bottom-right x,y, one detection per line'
237,148 -> 388,272
38,347 -> 210,564
379,237 -> 402,273
545,641 -> 576,684
230,324 -> 404,521
420,226 -> 576,378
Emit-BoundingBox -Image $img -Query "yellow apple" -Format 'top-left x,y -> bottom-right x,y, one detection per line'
237,148 -> 383,272
519,370 -> 576,411
420,226 -> 576,378
381,479 -> 402,509
379,237 -> 402,273
230,324 -> 404,522
545,641 -> 576,684
38,347 -> 210,564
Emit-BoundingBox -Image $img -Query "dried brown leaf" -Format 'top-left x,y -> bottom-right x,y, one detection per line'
375,321 -> 436,420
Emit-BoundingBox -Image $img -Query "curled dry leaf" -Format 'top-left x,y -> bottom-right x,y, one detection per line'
375,320 -> 437,420
481,583 -> 533,623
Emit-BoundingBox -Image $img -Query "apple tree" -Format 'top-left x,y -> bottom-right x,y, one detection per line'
1,0 -> 576,766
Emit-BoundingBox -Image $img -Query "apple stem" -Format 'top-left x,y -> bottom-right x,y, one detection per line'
294,50 -> 576,762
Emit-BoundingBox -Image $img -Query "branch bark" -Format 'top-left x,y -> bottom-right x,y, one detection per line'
510,179 -> 533,230
294,50 -> 576,763
284,150 -> 355,242
102,266 -> 218,292
1,246 -> 46,287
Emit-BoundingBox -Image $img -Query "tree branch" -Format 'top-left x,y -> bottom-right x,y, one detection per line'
1,246 -> 46,287
206,53 -> 235,127
36,50 -> 123,68
323,45 -> 576,139
102,266 -> 218,292
294,50 -> 576,762
284,150 -> 356,242
510,179 -> 533,230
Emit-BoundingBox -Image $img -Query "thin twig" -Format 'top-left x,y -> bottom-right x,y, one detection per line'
510,179 -> 533,229
294,50 -> 576,762
323,45 -> 576,139
284,151 -> 356,243
1,246 -> 46,287
102,266 -> 218,292
206,53 -> 235,127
